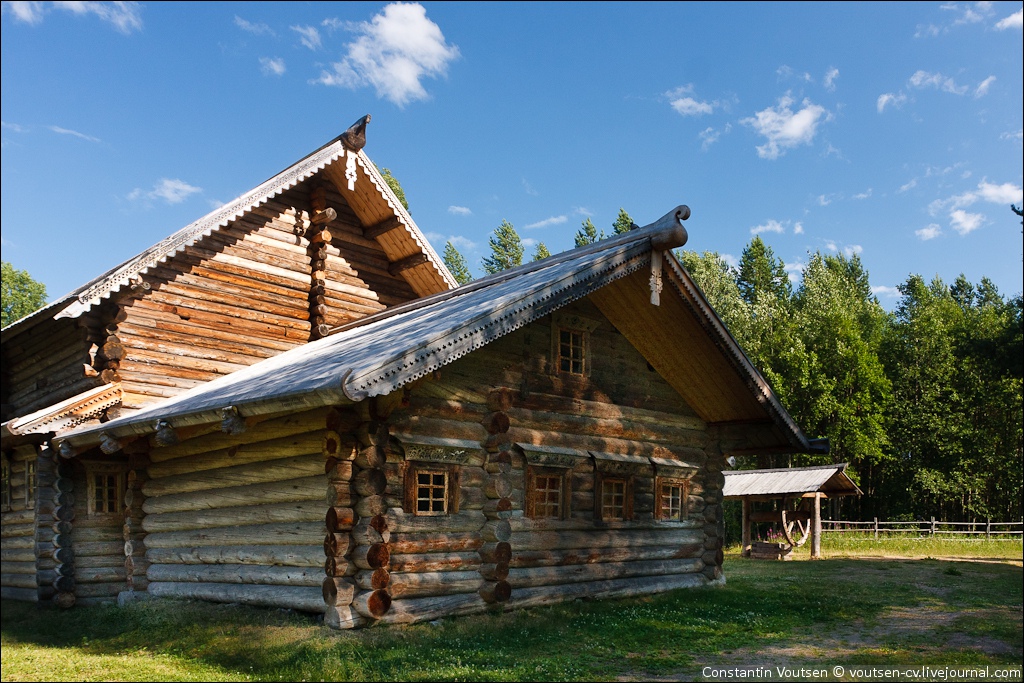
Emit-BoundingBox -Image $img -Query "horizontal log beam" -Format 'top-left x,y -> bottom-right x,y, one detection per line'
148,581 -> 325,613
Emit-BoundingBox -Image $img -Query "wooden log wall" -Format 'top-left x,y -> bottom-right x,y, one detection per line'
0,446 -> 42,601
141,407 -> 344,614
2,318 -> 101,420
331,298 -> 723,627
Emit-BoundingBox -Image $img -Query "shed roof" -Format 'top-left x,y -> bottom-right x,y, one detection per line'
722,464 -> 862,499
1,127 -> 455,342
55,207 -> 819,455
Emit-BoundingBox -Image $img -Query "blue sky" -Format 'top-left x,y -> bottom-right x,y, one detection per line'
2,1 -> 1022,309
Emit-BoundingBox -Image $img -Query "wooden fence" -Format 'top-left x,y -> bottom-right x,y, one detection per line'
823,518 -> 1023,540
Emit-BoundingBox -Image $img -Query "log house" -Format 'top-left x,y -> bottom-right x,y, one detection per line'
45,206 -> 828,626
1,117 -> 456,603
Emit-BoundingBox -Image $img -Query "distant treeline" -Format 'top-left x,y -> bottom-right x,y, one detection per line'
681,238 -> 1023,523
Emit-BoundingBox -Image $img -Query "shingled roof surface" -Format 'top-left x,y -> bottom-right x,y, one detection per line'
722,464 -> 862,498
57,210 -> 816,454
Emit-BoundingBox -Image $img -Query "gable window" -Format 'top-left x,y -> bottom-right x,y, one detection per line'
558,328 -> 587,375
25,461 -> 36,508
1,457 -> 10,512
657,478 -> 688,521
404,463 -> 459,516
87,467 -> 124,517
526,466 -> 570,520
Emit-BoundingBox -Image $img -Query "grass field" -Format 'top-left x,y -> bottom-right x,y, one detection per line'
2,537 -> 1021,682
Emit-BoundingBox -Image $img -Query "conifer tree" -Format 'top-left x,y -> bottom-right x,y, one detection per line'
443,241 -> 473,285
379,167 -> 409,212
532,242 -> 551,261
574,218 -> 604,247
481,220 -> 524,274
611,208 -> 636,235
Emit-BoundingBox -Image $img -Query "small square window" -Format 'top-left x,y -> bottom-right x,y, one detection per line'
600,478 -> 628,521
25,461 -> 36,508
527,466 -> 570,520
405,463 -> 459,516
558,329 -> 586,375
657,478 -> 689,521
86,467 -> 124,518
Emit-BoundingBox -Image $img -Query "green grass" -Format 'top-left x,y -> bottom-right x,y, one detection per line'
2,545 -> 1021,681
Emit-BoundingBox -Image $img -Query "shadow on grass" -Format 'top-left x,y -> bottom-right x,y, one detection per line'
2,558 -> 1021,681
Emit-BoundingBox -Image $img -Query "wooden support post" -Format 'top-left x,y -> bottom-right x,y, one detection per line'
811,493 -> 822,560
873,516 -> 879,540
930,516 -> 936,536
741,498 -> 751,557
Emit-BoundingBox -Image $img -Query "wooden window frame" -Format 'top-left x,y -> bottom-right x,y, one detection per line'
526,465 -> 571,520
1,455 -> 10,512
404,462 -> 460,516
24,460 -> 36,509
656,476 -> 689,521
596,471 -> 634,522
556,327 -> 588,376
86,466 -> 124,518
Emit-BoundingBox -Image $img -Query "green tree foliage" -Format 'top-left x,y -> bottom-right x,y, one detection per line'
481,220 -> 524,274
611,208 -> 635,235
737,236 -> 791,305
532,242 -> 551,261
379,167 -> 409,212
2,261 -> 48,327
442,241 -> 473,285
677,250 -> 750,341
574,218 -> 605,247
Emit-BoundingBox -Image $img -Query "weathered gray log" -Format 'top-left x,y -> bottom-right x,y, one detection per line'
478,542 -> 513,564
323,533 -> 352,558
326,507 -> 356,533
142,500 -> 325,533
148,563 -> 321,586
483,498 -> 516,518
147,434 -> 326,479
374,592 -> 488,625
388,551 -> 481,573
324,604 -> 365,630
75,566 -> 129,584
459,487 -> 485,510
484,476 -> 513,499
479,580 -> 512,604
326,481 -> 353,507
143,475 -> 324,515
350,519 -> 389,546
357,570 -> 484,599
507,558 -> 704,588
1,586 -> 40,601
481,520 -> 511,542
506,572 -> 710,610
76,582 -> 126,598
1,573 -> 37,589
145,545 -> 323,567
352,469 -> 387,496
354,495 -> 388,518
351,543 -> 391,570
0,547 -> 36,563
479,563 -> 510,581
505,543 -> 705,568
508,528 -> 703,552
143,453 -> 324,498
71,541 -> 125,558
351,589 -> 392,619
324,556 -> 356,578
145,522 -> 324,549
387,532 -> 483,555
148,581 -> 325,613
382,509 -> 485,534
322,576 -> 356,606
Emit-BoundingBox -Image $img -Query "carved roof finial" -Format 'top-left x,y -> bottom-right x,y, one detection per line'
340,114 -> 371,152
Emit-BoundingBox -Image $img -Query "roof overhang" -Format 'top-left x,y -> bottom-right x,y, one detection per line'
1,383 -> 121,448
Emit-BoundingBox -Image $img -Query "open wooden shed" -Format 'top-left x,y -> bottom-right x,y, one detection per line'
723,464 -> 861,560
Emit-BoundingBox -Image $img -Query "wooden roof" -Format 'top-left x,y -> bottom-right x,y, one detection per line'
56,207 -> 818,455
1,130 -> 455,342
722,464 -> 862,499
1,383 -> 122,444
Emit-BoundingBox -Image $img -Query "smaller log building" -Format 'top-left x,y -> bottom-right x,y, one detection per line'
37,205 -> 828,627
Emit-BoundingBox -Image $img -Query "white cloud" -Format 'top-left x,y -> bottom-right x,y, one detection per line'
48,125 -> 100,142
521,179 -> 538,196
853,189 -> 873,200
314,2 -> 459,108
130,178 -> 202,205
872,285 -> 900,298
877,92 -> 908,113
916,224 -> 943,240
521,237 -> 538,248
909,70 -> 968,95
824,67 -> 839,91
574,206 -> 593,217
259,57 -> 286,76
899,178 -> 918,193
699,127 -> 720,150
976,180 -> 1023,204
995,7 -> 1023,29
843,244 -> 863,257
1,121 -> 28,133
741,94 -> 830,159
793,222 -> 804,235
817,194 -> 832,207
666,86 -> 715,116
3,1 -> 143,33
750,219 -> 786,235
1001,129 -> 1023,143
721,253 -> 739,269
974,75 -> 996,97
235,16 -> 274,36
825,240 -> 838,252
776,65 -> 812,82
950,209 -> 984,235
291,25 -> 321,50
524,215 -> 567,230
784,260 -> 806,284
447,205 -> 472,216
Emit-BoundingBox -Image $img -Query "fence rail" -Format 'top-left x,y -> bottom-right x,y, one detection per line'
823,517 -> 1023,539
